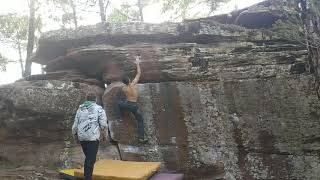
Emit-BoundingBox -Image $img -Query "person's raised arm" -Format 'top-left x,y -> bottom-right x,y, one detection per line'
131,56 -> 141,85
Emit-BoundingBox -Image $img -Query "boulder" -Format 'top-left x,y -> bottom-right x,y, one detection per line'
33,21 -> 255,65
44,44 -> 308,84
206,0 -> 288,29
102,76 -> 320,179
2,2 -> 319,179
0,80 -> 113,167
235,9 -> 281,29
23,70 -> 104,87
103,82 -> 199,175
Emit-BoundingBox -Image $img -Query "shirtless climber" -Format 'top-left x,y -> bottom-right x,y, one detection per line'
118,55 -> 146,143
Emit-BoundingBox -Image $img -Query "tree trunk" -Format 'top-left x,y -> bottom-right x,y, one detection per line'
69,0 -> 78,29
17,40 -> 24,77
182,10 -> 186,20
310,14 -> 320,99
24,0 -> 36,77
41,65 -> 45,74
98,0 -> 106,23
300,0 -> 320,99
137,0 -> 144,22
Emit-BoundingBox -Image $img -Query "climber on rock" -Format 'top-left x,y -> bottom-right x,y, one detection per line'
72,92 -> 108,180
118,55 -> 146,143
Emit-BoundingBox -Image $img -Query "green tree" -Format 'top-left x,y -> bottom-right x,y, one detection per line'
137,0 -> 144,22
25,0 -> 37,77
48,0 -> 79,29
160,0 -> 229,20
84,0 -> 111,23
0,14 -> 29,76
107,3 -> 140,23
136,0 -> 151,22
0,14 -> 41,76
98,0 -> 109,23
273,0 -> 320,99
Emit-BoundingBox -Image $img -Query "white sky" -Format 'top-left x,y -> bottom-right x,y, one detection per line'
0,0 -> 264,85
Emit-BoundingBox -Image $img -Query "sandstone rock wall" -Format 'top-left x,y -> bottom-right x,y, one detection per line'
0,4 -> 319,179
102,76 -> 320,179
0,80 -> 119,169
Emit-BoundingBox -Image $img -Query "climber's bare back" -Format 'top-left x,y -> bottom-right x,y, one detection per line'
123,56 -> 141,102
123,84 -> 139,102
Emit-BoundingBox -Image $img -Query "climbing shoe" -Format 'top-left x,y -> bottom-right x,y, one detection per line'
116,119 -> 123,122
138,138 -> 148,144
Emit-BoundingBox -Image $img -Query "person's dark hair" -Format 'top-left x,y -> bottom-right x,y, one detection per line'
122,76 -> 130,85
86,92 -> 96,101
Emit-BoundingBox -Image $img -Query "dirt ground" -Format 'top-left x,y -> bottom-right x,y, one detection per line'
0,166 -> 61,180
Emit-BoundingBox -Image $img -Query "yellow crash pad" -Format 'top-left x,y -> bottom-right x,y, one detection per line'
59,169 -> 78,180
74,160 -> 161,180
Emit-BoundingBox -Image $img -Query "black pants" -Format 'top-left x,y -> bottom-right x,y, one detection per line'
118,100 -> 145,139
80,141 -> 99,180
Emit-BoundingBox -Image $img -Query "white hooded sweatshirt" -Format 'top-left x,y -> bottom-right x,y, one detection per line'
72,101 -> 108,141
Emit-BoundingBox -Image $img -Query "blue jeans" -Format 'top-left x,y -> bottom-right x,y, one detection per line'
118,100 -> 145,139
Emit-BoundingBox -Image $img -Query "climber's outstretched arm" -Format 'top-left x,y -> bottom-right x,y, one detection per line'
131,56 -> 141,85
